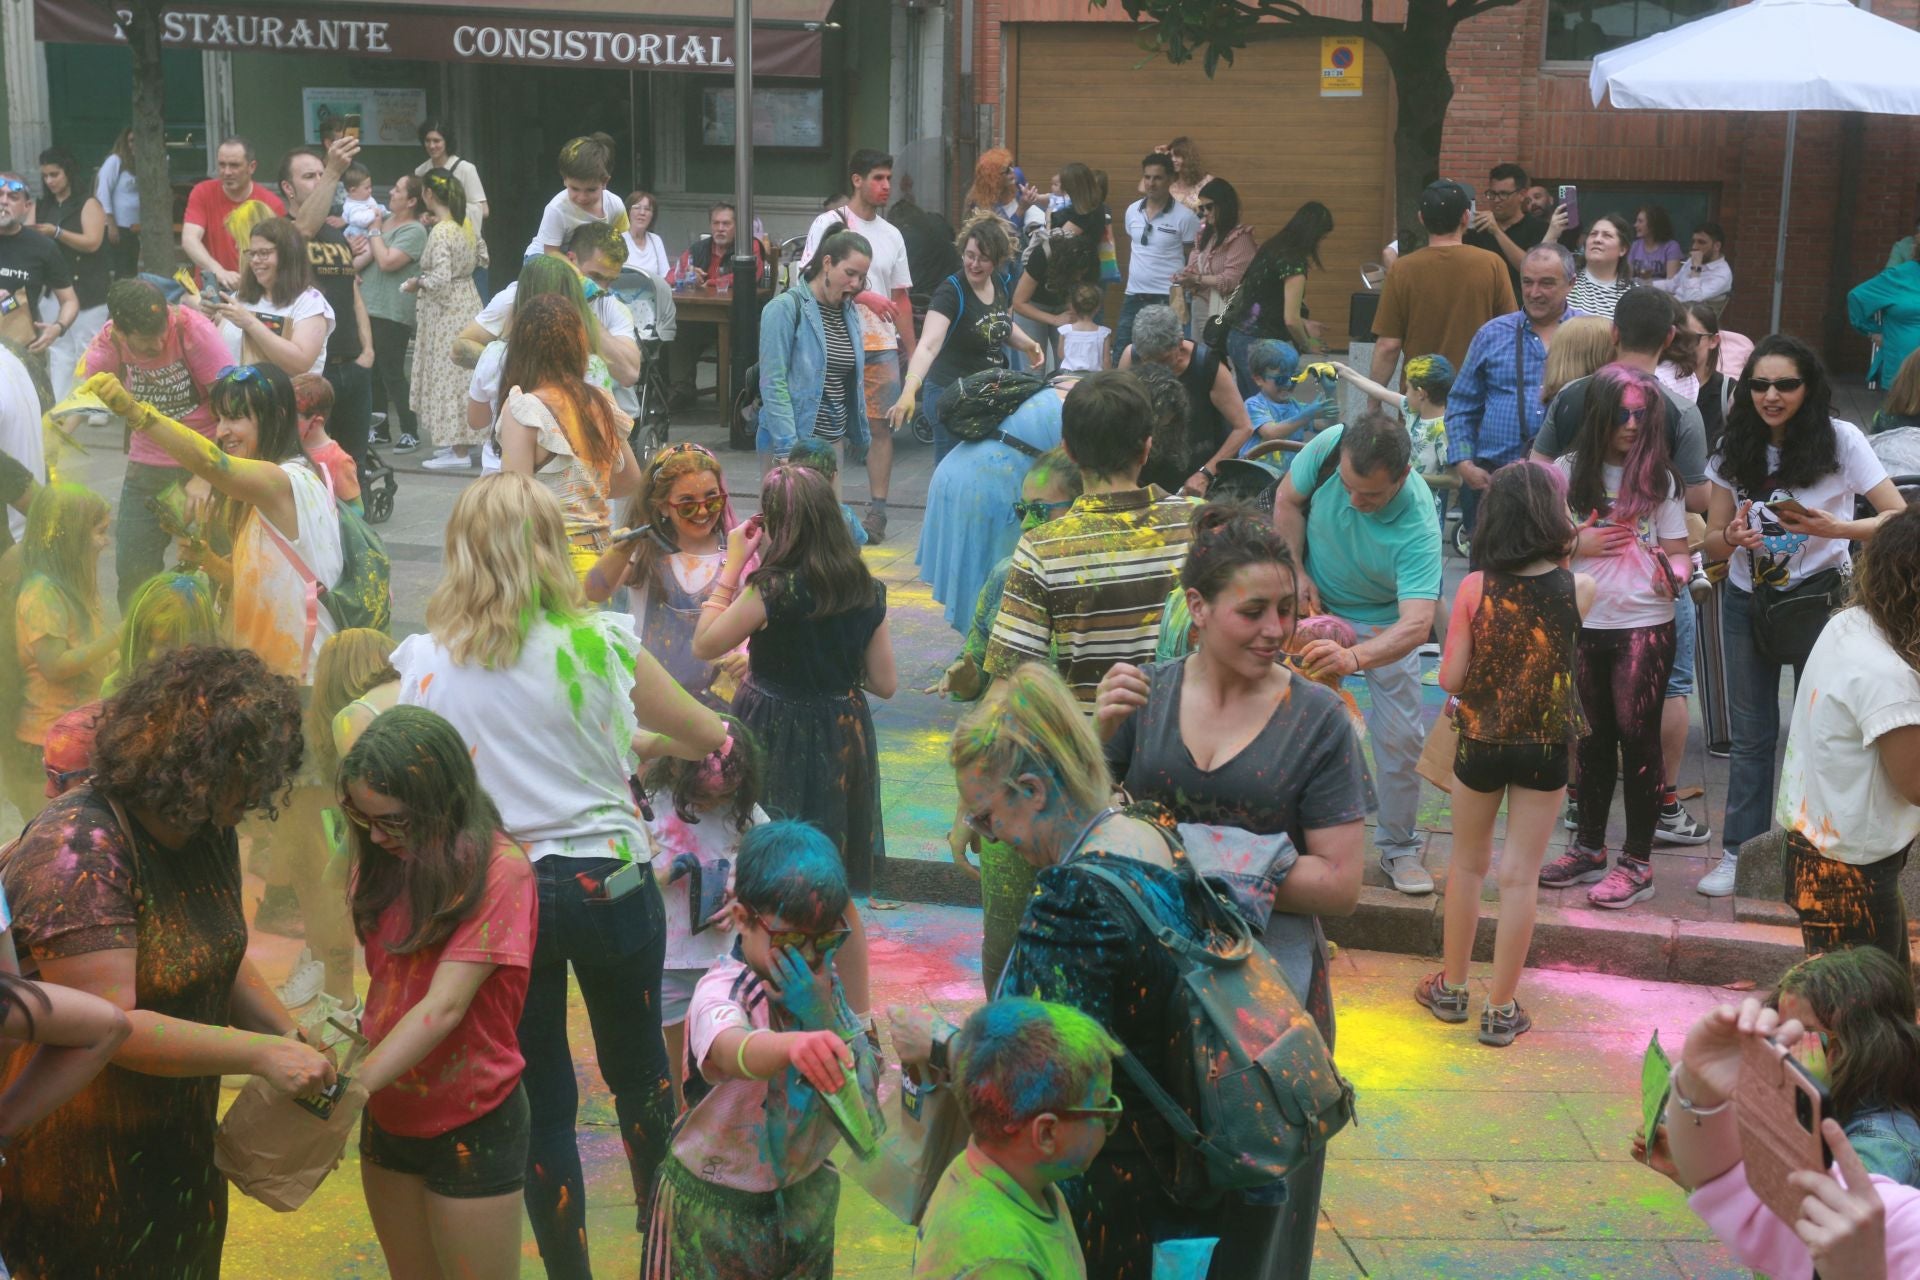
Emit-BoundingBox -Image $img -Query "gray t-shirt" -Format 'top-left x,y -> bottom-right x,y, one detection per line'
1533,373 -> 1708,486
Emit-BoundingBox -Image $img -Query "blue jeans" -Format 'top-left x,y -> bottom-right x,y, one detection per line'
1720,585 -> 1804,858
1667,592 -> 1697,698
922,377 -> 955,464
519,856 -> 672,1280
115,460 -> 187,610
1111,292 -> 1169,364
1227,325 -> 1258,400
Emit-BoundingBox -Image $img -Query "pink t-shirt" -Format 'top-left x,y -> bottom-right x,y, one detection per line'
362,835 -> 537,1138
304,439 -> 361,506
82,307 -> 229,468
1690,1160 -> 1920,1280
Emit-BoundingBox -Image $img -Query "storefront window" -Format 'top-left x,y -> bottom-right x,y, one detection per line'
1544,0 -> 1723,62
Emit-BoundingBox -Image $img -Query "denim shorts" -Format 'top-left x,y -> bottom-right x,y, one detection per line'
360,1081 -> 530,1198
1665,596 -> 1697,699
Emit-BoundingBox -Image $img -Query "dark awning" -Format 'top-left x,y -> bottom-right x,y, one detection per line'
36,0 -> 829,77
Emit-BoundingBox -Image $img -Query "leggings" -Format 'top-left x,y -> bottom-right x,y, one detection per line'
1574,622 -> 1675,862
368,316 -> 417,438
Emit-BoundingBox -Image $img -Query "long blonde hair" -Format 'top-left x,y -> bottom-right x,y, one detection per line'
1540,316 -> 1616,403
950,662 -> 1108,818
307,628 -> 398,776
427,474 -> 585,669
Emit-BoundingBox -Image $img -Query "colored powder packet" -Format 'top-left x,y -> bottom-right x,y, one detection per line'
818,1049 -> 878,1159
1641,1030 -> 1672,1163
1153,1237 -> 1219,1280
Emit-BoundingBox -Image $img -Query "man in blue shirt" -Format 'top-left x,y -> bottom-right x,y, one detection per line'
1445,242 -> 1577,535
1275,414 -> 1443,894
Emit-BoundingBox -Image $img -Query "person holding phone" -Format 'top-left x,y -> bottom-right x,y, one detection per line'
1667,997 -> 1920,1280
392,474 -> 726,1279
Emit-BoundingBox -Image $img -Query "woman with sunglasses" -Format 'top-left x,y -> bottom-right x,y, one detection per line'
341,706 -> 537,1280
892,661 -> 1292,1279
1537,365 -> 1691,910
587,441 -> 743,709
1171,178 -> 1253,343
1696,335 -> 1906,898
394,473 -> 725,1277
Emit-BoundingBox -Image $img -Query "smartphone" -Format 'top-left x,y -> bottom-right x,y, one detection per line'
1768,498 -> 1810,519
601,859 -> 646,902
1735,1032 -> 1833,1223
743,512 -> 766,538
1558,185 -> 1581,229
0,291 -> 22,317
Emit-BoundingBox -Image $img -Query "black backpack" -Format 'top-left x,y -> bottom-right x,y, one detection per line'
938,367 -> 1050,458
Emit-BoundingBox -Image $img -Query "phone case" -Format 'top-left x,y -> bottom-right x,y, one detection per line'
1559,186 -> 1581,229
1735,1034 -> 1833,1222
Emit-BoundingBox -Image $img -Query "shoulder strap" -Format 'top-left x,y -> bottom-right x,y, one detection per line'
256,464 -> 333,670
1513,314 -> 1531,436
1300,435 -> 1343,515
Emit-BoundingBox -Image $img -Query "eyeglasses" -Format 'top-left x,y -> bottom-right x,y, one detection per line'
340,794 -> 411,840
747,911 -> 852,963
665,492 -> 727,519
1487,187 -> 1520,201
1748,377 -> 1805,394
244,247 -> 277,259
1054,1094 -> 1125,1135
1013,497 -> 1073,524
1614,406 -> 1649,426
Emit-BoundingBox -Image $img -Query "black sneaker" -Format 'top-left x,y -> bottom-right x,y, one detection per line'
393,432 -> 419,454
1655,801 -> 1712,846
1479,1000 -> 1533,1048
1562,799 -> 1579,831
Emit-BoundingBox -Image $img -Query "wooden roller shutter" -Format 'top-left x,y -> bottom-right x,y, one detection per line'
1011,26 -> 1391,349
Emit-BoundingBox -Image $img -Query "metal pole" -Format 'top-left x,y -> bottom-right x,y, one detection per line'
1770,110 -> 1795,335
729,0 -> 760,449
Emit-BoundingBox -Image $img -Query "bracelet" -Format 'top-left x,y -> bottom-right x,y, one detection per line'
735,1027 -> 766,1080
1670,1067 -> 1732,1122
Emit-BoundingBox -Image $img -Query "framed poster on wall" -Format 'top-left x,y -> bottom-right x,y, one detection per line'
699,86 -> 825,149
302,88 -> 429,146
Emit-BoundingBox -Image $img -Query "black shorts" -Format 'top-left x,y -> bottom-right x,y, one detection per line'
359,1081 -> 529,1198
1453,735 -> 1570,794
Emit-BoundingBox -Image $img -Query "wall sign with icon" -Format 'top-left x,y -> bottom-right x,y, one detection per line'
1320,38 -> 1364,97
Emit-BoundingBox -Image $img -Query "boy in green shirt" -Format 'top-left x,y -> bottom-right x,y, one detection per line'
912,998 -> 1122,1279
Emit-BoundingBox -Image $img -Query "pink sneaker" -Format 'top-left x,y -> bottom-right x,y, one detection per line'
1588,859 -> 1655,910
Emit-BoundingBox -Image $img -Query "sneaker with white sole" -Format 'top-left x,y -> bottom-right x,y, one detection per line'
275,948 -> 324,1010
1562,799 -> 1580,831
1539,845 -> 1608,888
1379,852 -> 1434,895
1655,801 -> 1712,846
421,450 -> 473,471
299,992 -> 365,1052
1414,971 -> 1470,1023
1479,999 -> 1533,1048
1588,858 -> 1656,910
393,432 -> 419,453
1696,851 -> 1740,897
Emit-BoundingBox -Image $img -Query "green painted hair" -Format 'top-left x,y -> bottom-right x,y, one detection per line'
342,705 -> 504,954
950,662 -> 1108,818
952,997 -> 1122,1135
106,570 -> 220,695
18,483 -> 110,625
1775,947 -> 1920,1126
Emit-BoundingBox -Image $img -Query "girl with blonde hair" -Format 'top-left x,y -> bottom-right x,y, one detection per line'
1540,315 -> 1616,403
394,472 -> 725,1275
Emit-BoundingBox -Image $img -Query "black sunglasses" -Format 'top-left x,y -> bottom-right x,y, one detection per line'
1748,376 -> 1805,394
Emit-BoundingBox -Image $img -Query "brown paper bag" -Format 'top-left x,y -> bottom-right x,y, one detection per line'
1415,707 -> 1460,793
841,1066 -> 969,1226
216,1074 -> 370,1212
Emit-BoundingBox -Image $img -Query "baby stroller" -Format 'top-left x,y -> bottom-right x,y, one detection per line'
612,268 -> 676,462
361,413 -> 399,525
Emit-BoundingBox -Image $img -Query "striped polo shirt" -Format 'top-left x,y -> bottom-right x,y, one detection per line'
985,487 -> 1196,706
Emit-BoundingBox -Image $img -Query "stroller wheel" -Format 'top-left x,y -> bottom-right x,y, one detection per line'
912,416 -> 933,446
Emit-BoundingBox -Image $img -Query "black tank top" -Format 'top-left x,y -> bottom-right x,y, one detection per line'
1456,567 -> 1584,745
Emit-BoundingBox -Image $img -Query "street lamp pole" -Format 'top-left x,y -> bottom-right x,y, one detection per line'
729,0 -> 759,447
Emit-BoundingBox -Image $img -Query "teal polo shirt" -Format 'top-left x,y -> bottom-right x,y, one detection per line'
1289,425 -> 1443,628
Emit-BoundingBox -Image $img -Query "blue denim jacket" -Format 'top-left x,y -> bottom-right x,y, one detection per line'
1847,1106 -> 1920,1187
757,282 -> 866,457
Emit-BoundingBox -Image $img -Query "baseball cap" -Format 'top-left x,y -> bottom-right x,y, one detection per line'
1419,180 -> 1472,230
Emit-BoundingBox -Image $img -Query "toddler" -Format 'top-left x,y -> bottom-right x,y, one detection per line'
1242,338 -> 1334,452
291,372 -> 362,513
1055,283 -> 1111,373
1336,353 -> 1453,483
639,721 -> 769,1111
340,164 -> 385,244
641,819 -> 883,1280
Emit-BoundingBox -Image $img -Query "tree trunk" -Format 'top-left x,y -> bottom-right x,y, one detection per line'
1380,10 -> 1454,252
125,3 -> 175,275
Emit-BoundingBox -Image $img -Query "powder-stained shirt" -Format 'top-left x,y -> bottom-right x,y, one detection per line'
230,460 -> 343,682
363,834 -> 536,1138
912,1148 -> 1087,1279
984,487 -> 1194,706
644,802 -> 766,971
502,385 -> 631,542
82,306 -> 229,469
13,576 -> 105,746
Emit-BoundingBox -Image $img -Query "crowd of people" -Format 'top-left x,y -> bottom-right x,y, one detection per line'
0,123 -> 1915,1280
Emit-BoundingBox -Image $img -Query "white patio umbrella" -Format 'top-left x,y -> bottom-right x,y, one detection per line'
1589,0 -> 1920,332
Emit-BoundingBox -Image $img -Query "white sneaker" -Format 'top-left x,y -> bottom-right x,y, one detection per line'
1380,853 -> 1435,896
299,992 -> 364,1052
275,948 -> 324,1010
421,450 -> 473,471
1696,851 -> 1740,897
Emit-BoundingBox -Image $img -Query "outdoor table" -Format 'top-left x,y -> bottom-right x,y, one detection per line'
671,285 -> 772,414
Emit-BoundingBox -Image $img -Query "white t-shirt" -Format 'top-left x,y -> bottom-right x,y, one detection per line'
0,344 -> 44,542
1705,419 -> 1890,592
219,288 -> 336,376
523,188 -> 629,261
624,230 -> 671,281
1558,457 -> 1688,630
474,281 -> 638,345
469,341 -> 620,477
393,612 -> 648,864
1057,324 -> 1109,372
800,207 -> 911,352
230,461 -> 343,682
645,802 -> 766,971
1123,198 -> 1200,296
1777,606 -> 1920,865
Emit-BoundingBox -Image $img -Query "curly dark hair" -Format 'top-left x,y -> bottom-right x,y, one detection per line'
1130,361 -> 1191,482
92,645 -> 304,828
1712,334 -> 1840,495
640,714 -> 763,833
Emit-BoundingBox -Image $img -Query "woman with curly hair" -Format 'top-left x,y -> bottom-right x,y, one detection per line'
1696,335 -> 1907,898
497,293 -> 641,583
394,473 -> 724,1277
0,645 -> 336,1278
1775,502 -> 1920,963
964,146 -> 1021,231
